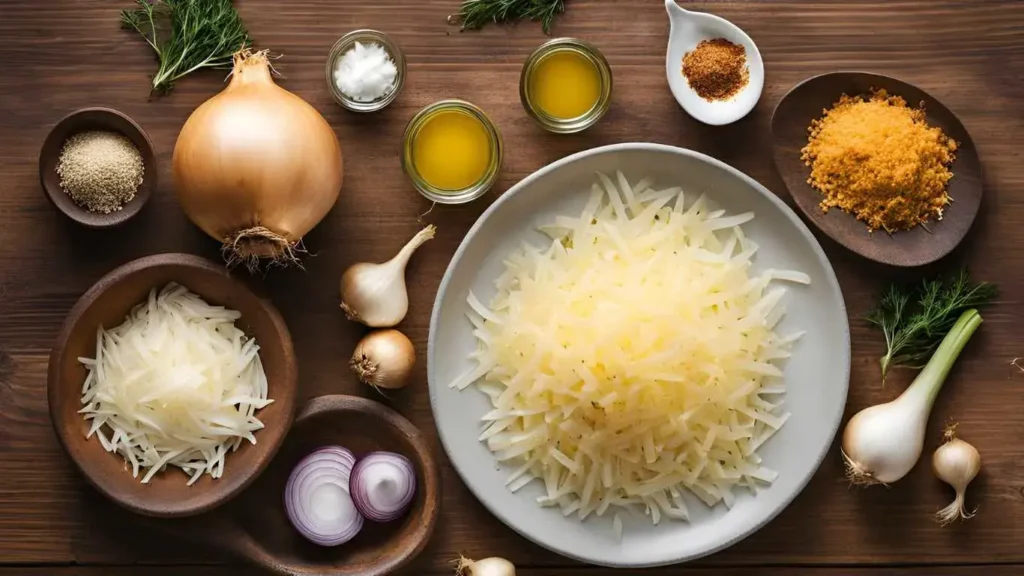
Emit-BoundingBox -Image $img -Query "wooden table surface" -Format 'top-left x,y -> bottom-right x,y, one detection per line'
2,0 -> 1023,574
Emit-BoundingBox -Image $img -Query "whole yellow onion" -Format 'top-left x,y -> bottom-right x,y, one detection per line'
172,50 -> 343,267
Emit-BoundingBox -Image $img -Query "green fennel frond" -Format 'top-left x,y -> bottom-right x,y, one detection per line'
121,0 -> 251,94
866,269 -> 997,382
452,0 -> 567,34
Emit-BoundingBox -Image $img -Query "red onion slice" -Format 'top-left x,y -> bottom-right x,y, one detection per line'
284,446 -> 362,546
349,451 -> 416,522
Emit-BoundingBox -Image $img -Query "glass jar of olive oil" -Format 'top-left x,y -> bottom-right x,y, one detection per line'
520,38 -> 613,134
401,100 -> 503,204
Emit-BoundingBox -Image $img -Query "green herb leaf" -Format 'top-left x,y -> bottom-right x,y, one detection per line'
451,0 -> 567,34
121,0 -> 251,95
866,269 -> 997,382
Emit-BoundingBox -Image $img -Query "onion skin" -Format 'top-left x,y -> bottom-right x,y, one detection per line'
173,50 -> 343,267
351,329 -> 416,390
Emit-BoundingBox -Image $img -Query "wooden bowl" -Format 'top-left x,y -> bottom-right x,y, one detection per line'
39,107 -> 156,228
156,395 -> 441,576
47,253 -> 298,518
770,72 -> 982,267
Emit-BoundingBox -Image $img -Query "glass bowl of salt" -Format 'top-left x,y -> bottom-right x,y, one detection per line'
326,29 -> 406,113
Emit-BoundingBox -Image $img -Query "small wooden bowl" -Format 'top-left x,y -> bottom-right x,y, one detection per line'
770,72 -> 982,267
47,253 -> 298,518
39,107 -> 156,228
168,395 -> 441,576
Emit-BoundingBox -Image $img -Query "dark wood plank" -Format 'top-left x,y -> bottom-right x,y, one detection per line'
0,0 -> 1022,572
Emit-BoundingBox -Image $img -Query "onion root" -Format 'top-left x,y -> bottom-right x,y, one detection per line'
842,449 -> 887,487
223,226 -> 306,271
936,491 -> 974,525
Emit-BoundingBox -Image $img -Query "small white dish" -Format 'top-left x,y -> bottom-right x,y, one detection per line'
665,0 -> 764,125
428,143 -> 850,567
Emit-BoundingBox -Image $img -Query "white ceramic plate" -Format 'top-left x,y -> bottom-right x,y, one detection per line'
428,143 -> 850,567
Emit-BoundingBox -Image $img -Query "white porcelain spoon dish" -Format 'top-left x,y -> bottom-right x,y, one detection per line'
665,0 -> 764,125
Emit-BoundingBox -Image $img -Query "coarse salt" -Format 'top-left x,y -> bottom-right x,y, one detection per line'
334,41 -> 398,102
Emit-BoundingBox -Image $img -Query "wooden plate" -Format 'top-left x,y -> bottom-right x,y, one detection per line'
47,253 -> 298,518
39,107 -> 156,228
770,71 -> 982,267
141,395 -> 441,576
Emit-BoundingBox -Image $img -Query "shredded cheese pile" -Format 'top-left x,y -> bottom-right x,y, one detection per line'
79,283 -> 273,485
451,172 -> 808,524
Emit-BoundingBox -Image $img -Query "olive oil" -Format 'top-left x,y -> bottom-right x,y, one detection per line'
529,50 -> 601,119
412,110 -> 490,191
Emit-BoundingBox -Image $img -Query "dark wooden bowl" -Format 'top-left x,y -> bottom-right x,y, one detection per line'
148,395 -> 441,576
770,72 -> 982,267
39,107 -> 156,228
47,253 -> 297,518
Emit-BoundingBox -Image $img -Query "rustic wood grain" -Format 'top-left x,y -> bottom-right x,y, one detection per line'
0,0 -> 1023,573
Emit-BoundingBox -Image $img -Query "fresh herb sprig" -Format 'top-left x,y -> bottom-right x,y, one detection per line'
866,270 -> 997,382
451,0 -> 567,34
121,0 -> 251,95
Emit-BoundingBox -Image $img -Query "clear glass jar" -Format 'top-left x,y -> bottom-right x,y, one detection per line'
401,99 -> 503,204
326,29 -> 406,112
520,38 -> 613,134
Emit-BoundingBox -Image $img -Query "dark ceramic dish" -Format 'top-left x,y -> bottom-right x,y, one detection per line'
771,71 -> 982,267
39,107 -> 156,228
47,253 -> 298,518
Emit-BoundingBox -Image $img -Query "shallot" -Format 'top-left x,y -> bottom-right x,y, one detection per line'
933,424 -> 980,525
350,329 -> 416,391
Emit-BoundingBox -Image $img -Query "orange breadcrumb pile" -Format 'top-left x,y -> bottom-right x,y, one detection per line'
800,89 -> 958,233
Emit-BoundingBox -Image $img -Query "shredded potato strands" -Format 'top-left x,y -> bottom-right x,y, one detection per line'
451,172 -> 809,526
79,283 -> 272,485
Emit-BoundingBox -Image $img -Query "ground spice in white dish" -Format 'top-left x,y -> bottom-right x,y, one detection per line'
333,41 -> 398,102
682,38 -> 749,101
56,130 -> 143,214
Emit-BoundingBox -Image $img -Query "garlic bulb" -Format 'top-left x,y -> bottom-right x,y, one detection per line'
340,225 -> 436,327
350,329 -> 416,390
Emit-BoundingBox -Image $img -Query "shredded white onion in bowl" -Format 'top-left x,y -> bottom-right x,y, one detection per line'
451,172 -> 809,525
79,282 -> 273,485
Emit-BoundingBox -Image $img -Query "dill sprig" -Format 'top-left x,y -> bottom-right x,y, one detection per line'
450,0 -> 567,34
121,0 -> 251,94
866,269 -> 997,382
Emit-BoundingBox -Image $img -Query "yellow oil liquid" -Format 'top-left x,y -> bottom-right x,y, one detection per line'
529,50 -> 601,119
412,110 -> 491,191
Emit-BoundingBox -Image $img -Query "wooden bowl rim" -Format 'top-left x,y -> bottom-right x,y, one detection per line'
38,106 -> 156,229
220,394 -> 442,576
769,70 -> 983,267
47,253 -> 298,518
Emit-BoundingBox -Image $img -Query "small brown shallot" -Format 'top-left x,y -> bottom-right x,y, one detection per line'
350,329 -> 416,390
932,424 -> 980,525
